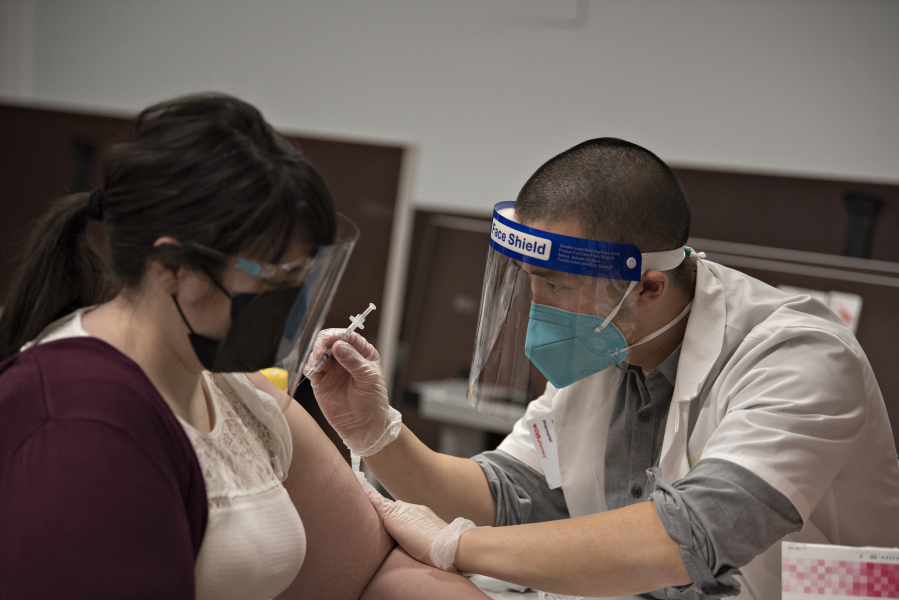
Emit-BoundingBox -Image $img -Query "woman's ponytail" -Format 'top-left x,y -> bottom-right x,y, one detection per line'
0,192 -> 114,361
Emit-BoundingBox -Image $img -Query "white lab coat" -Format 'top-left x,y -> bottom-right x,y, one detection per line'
497,256 -> 899,599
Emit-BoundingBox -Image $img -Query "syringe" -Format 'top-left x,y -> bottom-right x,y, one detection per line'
299,302 -> 377,484
299,303 -> 376,385
351,451 -> 366,484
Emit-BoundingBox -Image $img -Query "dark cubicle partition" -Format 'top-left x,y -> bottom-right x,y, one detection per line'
396,169 -> 899,450
0,103 -> 405,455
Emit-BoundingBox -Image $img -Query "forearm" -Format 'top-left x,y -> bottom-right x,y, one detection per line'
364,425 -> 497,526
360,546 -> 490,600
454,501 -> 691,597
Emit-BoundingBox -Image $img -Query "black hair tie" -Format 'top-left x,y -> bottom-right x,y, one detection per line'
87,189 -> 104,221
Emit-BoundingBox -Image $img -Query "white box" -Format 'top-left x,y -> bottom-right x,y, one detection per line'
782,542 -> 899,599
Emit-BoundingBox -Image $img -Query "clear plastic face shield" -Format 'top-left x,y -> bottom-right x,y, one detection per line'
468,202 -> 689,422
183,214 -> 360,396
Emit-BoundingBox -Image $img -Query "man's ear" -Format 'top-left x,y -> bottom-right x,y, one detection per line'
150,237 -> 183,295
636,270 -> 669,308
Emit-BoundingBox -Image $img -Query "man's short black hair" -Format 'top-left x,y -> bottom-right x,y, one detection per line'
515,137 -> 694,287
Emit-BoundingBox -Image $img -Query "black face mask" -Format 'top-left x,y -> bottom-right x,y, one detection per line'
173,284 -> 303,373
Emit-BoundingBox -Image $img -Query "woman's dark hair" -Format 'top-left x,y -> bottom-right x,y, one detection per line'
0,93 -> 336,361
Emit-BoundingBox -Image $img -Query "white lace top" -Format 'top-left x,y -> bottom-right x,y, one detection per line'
28,310 -> 306,600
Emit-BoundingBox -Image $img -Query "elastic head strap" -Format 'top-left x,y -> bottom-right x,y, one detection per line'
640,247 -> 687,273
610,300 -> 693,357
594,280 -> 639,332
592,247 -> 693,332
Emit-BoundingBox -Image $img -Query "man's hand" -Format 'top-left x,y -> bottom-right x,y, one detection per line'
364,481 -> 480,572
307,329 -> 401,456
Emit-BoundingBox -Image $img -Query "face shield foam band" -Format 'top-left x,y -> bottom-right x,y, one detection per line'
468,201 -> 692,422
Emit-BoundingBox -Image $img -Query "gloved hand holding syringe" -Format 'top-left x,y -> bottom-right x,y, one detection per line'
302,302 -> 387,484
300,302 -> 377,384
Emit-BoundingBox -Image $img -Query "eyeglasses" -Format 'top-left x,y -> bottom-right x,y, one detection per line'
185,241 -> 312,287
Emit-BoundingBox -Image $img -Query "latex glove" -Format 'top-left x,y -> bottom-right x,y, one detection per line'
306,328 -> 402,457
364,481 -> 480,572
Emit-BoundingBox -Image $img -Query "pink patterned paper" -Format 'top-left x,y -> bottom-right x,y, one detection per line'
783,557 -> 899,598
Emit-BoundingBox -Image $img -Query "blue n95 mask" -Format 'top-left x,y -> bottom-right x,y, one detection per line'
524,285 -> 694,389
524,303 -> 629,389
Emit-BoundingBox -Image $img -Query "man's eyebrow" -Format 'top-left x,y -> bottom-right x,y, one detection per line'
522,265 -> 562,280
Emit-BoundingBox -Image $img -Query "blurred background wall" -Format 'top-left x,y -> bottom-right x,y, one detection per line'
3,0 -> 898,210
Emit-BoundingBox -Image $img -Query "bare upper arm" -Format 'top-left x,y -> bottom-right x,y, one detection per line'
241,373 -> 392,600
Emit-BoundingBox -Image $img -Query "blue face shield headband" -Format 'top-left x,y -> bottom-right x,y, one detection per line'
468,202 -> 697,420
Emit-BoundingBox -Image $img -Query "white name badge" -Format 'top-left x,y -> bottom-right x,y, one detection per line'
527,412 -> 562,489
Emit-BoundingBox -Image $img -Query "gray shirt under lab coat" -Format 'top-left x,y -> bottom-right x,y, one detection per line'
473,347 -> 803,599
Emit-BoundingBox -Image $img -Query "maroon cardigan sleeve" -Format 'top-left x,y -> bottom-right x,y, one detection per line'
0,338 -> 207,599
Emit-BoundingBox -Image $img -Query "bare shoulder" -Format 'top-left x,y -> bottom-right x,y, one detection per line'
245,371 -> 294,412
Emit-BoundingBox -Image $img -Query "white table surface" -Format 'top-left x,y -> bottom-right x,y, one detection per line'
472,575 -> 643,600
482,591 -> 643,600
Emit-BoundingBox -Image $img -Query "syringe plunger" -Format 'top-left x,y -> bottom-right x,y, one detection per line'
302,302 -> 377,380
